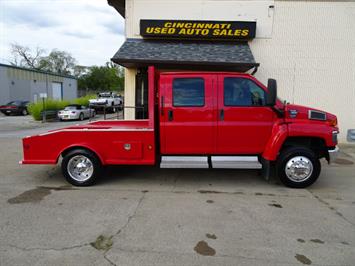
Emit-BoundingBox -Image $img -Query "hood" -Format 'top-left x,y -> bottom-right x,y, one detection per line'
285,103 -> 337,127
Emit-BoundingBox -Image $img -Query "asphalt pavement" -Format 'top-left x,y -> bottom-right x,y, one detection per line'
0,115 -> 354,266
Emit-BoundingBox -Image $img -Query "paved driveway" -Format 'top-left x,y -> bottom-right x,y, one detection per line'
0,119 -> 354,266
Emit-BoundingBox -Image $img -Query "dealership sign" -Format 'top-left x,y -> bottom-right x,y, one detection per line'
140,20 -> 256,40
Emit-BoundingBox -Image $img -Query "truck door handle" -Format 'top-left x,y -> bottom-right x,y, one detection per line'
220,109 -> 224,121
161,96 -> 164,115
168,110 -> 173,121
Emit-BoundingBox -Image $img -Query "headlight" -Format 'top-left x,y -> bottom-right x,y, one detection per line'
332,130 -> 339,143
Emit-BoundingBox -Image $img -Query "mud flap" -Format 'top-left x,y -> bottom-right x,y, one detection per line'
260,157 -> 274,182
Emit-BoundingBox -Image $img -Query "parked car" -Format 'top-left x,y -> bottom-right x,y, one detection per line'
0,101 -> 29,116
58,105 -> 95,121
89,92 -> 123,112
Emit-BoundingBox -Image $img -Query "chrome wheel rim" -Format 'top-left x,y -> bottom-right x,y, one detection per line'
67,155 -> 94,182
285,156 -> 313,182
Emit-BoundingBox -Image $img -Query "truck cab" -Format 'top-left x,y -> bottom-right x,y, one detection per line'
21,67 -> 339,188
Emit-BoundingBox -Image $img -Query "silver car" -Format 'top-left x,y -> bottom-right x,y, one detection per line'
58,105 -> 95,121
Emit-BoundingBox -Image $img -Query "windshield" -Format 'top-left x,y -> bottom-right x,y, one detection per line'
64,106 -> 78,110
7,101 -> 20,106
98,93 -> 111,98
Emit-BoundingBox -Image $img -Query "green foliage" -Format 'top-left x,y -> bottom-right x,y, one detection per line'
72,94 -> 97,106
28,95 -> 96,121
38,50 -> 76,75
78,62 -> 124,92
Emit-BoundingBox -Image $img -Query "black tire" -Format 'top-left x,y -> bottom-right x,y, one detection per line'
22,109 -> 28,116
277,147 -> 321,188
61,149 -> 101,186
79,113 -> 84,121
92,111 -> 96,118
4,113 -> 10,116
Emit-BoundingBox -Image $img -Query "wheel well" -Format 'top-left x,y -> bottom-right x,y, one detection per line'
60,146 -> 102,164
281,137 -> 327,159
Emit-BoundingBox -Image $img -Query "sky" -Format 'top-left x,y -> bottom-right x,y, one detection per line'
0,0 -> 125,66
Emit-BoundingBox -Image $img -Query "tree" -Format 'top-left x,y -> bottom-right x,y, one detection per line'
10,43 -> 45,69
78,63 -> 124,92
10,43 -> 76,75
39,50 -> 77,75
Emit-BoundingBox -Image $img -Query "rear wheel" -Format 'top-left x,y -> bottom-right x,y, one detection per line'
79,113 -> 84,121
61,149 -> 101,186
277,147 -> 321,188
22,109 -> 28,116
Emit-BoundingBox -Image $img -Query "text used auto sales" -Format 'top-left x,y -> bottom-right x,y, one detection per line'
144,22 -> 250,37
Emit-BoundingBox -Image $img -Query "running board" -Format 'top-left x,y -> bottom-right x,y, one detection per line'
160,156 -> 262,169
160,156 -> 208,168
211,156 -> 262,169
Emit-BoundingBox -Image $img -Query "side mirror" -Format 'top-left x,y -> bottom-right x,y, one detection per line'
266,79 -> 277,106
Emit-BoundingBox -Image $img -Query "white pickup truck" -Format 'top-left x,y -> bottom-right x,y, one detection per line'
89,92 -> 123,112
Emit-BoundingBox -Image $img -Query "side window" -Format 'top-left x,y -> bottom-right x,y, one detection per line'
224,78 -> 265,107
173,78 -> 204,107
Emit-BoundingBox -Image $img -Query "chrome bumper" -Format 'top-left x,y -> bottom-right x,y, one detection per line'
328,146 -> 339,164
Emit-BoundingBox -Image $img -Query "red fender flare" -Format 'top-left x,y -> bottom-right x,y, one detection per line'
262,123 -> 288,161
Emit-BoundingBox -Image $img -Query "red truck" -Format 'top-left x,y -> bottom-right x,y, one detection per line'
21,67 -> 339,188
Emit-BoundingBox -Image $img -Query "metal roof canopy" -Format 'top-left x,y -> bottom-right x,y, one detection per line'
111,39 -> 259,72
107,0 -> 125,17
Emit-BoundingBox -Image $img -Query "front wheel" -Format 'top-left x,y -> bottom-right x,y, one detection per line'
277,147 -> 321,188
61,149 -> 101,186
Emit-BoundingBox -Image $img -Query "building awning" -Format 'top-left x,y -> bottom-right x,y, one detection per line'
111,39 -> 259,72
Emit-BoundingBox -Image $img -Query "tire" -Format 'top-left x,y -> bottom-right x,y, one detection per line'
277,147 -> 321,188
4,113 -> 10,116
92,111 -> 96,117
22,109 -> 28,116
79,113 -> 84,121
61,149 -> 101,186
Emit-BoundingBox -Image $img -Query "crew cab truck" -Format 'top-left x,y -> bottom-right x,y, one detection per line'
21,67 -> 339,188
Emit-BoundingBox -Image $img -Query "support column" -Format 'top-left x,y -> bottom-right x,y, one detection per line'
124,68 -> 137,120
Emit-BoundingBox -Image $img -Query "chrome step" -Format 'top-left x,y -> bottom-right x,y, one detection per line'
211,156 -> 262,169
160,156 -> 209,168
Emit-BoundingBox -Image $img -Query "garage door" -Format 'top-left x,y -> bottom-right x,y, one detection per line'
52,82 -> 62,100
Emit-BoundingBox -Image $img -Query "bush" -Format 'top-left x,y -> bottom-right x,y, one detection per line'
28,94 -> 96,121
72,94 -> 96,106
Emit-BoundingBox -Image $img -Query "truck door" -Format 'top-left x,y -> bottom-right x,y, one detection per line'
216,75 -> 275,154
160,74 -> 216,154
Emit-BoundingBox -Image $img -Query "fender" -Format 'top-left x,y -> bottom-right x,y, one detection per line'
262,122 -> 288,161
58,143 -> 105,165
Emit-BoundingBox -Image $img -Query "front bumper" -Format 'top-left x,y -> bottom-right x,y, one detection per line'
328,146 -> 339,164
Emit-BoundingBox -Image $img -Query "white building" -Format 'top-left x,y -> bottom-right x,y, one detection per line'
108,0 -> 355,142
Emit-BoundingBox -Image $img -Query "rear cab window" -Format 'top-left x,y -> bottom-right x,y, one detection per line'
173,78 -> 205,107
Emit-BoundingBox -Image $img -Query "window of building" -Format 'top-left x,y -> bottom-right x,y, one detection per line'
224,77 -> 265,106
173,78 -> 205,107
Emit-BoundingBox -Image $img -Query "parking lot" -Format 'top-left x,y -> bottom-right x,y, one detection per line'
0,114 -> 355,266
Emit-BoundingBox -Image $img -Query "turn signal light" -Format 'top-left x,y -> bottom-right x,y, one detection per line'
329,118 -> 338,127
